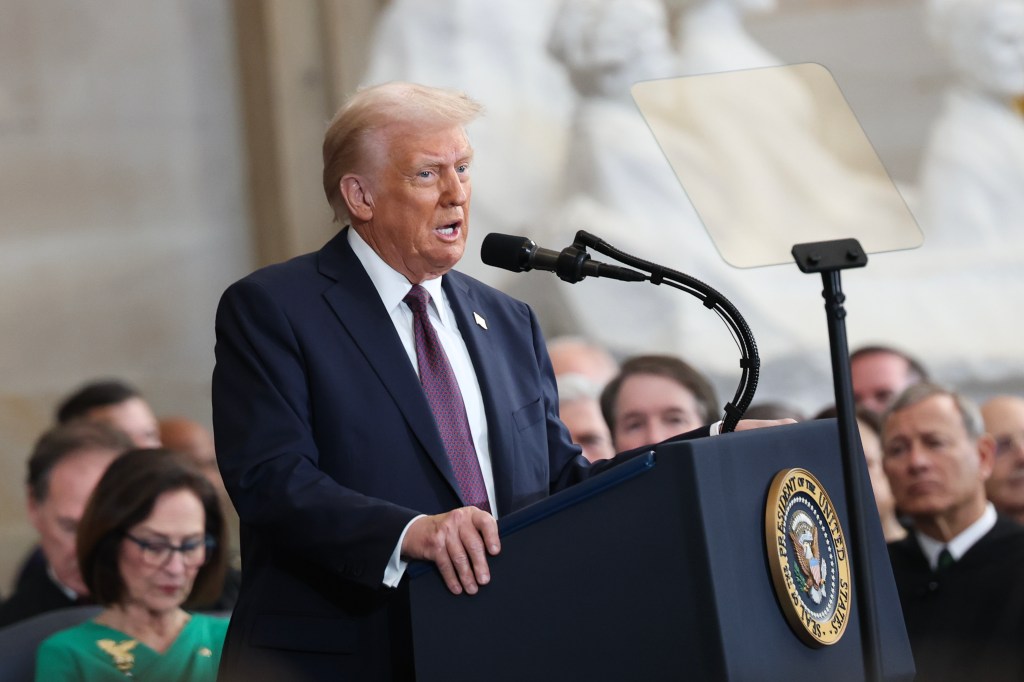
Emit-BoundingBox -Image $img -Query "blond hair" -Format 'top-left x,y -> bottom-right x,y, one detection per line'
322,81 -> 484,222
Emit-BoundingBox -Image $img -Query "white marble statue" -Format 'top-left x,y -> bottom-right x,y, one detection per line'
655,0 -> 920,267
840,0 -> 1024,391
534,0 -> 738,359
534,0 -> 922,402
917,0 -> 1024,249
668,0 -> 781,74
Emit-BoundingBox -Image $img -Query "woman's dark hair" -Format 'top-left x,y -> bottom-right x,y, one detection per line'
76,448 -> 227,608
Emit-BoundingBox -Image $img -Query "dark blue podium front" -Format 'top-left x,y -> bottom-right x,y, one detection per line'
409,419 -> 914,681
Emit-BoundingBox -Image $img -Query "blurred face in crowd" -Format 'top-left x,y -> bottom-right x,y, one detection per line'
160,418 -> 224,496
982,396 -> 1024,522
28,448 -> 120,596
548,343 -> 618,388
345,122 -> 473,283
859,418 -> 898,526
120,488 -> 207,613
883,394 -> 994,538
560,397 -> 616,463
611,373 -> 704,451
851,352 -> 918,416
86,397 -> 161,448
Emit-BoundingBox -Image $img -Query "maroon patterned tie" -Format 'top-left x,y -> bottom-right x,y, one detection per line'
404,285 -> 490,512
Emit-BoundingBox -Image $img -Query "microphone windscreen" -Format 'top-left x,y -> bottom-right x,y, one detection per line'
480,233 -> 531,272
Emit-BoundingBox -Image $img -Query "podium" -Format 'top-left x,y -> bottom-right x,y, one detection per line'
408,419 -> 914,681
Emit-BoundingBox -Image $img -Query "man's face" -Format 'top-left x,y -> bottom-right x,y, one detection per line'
27,448 -> 120,596
612,373 -> 703,451
851,352 -> 916,415
560,398 -> 615,463
882,395 -> 992,530
982,397 -> 1024,518
548,345 -> 618,388
87,397 -> 161,448
354,123 -> 472,283
160,419 -> 223,494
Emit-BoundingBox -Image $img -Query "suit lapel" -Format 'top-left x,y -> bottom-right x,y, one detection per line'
443,274 -> 516,516
317,231 -> 463,501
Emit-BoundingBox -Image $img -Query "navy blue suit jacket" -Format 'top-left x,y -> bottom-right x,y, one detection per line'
213,229 -> 626,680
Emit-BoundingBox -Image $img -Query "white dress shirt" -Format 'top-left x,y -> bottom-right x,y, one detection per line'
347,229 -> 497,586
915,502 -> 997,571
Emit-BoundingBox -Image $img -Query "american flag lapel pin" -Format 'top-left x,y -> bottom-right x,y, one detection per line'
473,312 -> 488,330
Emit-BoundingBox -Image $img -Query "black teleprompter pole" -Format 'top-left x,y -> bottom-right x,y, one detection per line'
792,238 -> 881,682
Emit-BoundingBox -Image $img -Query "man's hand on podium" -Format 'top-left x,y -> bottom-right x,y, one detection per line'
735,418 -> 798,432
402,507 -> 501,596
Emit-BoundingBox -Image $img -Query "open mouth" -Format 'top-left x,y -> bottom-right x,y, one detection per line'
436,221 -> 461,238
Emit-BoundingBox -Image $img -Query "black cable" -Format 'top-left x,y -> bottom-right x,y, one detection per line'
572,231 -> 760,432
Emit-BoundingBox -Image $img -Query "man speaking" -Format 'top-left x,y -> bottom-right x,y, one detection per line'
212,81 -> 780,681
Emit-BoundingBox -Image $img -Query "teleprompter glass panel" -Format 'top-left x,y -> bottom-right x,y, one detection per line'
631,63 -> 923,268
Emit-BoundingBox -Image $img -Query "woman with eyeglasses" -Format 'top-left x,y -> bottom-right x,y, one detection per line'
35,448 -> 229,681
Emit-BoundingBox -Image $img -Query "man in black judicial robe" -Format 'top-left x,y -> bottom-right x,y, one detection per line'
883,382 -> 1024,682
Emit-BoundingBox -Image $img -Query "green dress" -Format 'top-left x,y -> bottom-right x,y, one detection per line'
35,613 -> 228,681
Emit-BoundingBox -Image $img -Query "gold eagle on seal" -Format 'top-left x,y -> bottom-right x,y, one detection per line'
789,511 -> 826,605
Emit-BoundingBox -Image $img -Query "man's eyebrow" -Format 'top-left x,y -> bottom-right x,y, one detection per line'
415,149 -> 475,166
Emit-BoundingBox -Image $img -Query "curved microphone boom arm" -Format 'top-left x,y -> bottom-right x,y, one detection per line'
570,231 -> 759,433
480,231 -> 760,433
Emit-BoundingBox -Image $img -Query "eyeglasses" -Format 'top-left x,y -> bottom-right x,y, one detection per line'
995,432 -> 1024,458
124,533 -> 215,568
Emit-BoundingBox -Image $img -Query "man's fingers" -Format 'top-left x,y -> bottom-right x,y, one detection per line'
447,519 -> 481,595
735,418 -> 797,432
473,510 -> 501,556
458,516 -> 494,589
432,549 -> 462,596
404,507 -> 499,596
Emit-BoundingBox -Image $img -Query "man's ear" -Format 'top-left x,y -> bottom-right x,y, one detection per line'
26,488 -> 43,532
341,175 -> 374,223
977,433 -> 997,481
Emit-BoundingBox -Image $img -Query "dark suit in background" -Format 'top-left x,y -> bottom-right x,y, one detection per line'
0,558 -> 77,629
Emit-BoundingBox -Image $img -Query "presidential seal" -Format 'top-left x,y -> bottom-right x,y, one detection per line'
765,468 -> 851,647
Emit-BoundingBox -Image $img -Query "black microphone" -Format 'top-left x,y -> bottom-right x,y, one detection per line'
480,233 -> 647,283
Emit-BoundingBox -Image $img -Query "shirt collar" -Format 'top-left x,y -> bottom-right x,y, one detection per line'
46,563 -> 82,602
347,228 -> 449,325
915,502 -> 997,569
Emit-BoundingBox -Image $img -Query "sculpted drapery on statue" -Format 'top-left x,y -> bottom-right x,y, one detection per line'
917,0 -> 1024,249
